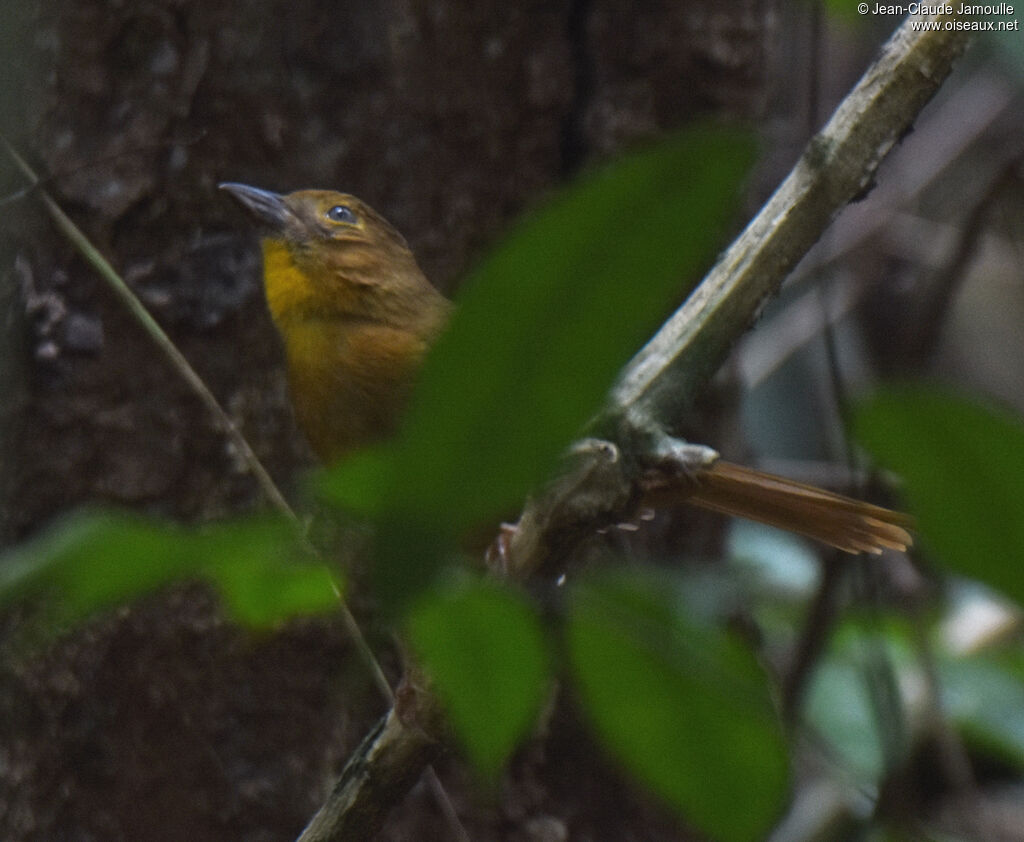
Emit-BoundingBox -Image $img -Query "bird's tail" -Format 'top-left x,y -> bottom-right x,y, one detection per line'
674,460 -> 913,555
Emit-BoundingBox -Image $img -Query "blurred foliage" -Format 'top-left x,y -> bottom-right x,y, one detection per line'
406,575 -> 550,779
805,619 -> 915,784
855,385 -> 1024,605
805,613 -> 1024,792
568,569 -> 788,841
0,509 -> 336,629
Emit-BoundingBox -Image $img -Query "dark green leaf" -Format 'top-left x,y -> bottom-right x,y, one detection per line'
854,386 -> 1024,604
567,570 -> 786,841
407,576 -> 550,777
198,519 -> 340,627
0,509 -> 202,621
312,445 -> 393,516
322,126 -> 756,533
0,509 -> 338,629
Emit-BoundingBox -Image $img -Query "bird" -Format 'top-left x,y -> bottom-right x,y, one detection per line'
220,182 -> 912,555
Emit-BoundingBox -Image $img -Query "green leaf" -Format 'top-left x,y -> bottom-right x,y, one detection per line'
322,125 -> 756,533
198,519 -> 340,627
0,509 -> 338,629
0,509 -> 199,620
854,386 -> 1024,604
311,445 -> 393,516
407,576 -> 550,778
567,570 -> 787,841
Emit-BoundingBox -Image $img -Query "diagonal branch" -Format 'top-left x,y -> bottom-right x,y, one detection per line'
606,9 -> 971,430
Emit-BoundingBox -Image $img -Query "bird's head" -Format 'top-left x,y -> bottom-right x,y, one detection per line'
220,183 -> 430,326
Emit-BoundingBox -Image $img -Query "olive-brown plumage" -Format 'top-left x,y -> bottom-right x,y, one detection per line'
220,183 -> 451,461
222,182 -> 911,554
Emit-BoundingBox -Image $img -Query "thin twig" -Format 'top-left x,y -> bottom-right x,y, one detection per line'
782,555 -> 845,724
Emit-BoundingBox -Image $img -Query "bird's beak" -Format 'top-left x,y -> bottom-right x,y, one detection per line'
219,182 -> 293,230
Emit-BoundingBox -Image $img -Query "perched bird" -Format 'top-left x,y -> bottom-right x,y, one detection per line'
221,183 -> 912,555
220,183 -> 451,461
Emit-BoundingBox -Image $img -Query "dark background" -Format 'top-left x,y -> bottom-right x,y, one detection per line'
1,2 -> 1021,839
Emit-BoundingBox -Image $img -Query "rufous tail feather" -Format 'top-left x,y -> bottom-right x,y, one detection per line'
662,460 -> 913,555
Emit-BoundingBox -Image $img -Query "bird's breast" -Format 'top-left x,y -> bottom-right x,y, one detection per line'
282,318 -> 430,461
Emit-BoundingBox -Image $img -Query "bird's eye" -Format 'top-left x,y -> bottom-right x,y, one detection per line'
326,204 -> 358,224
